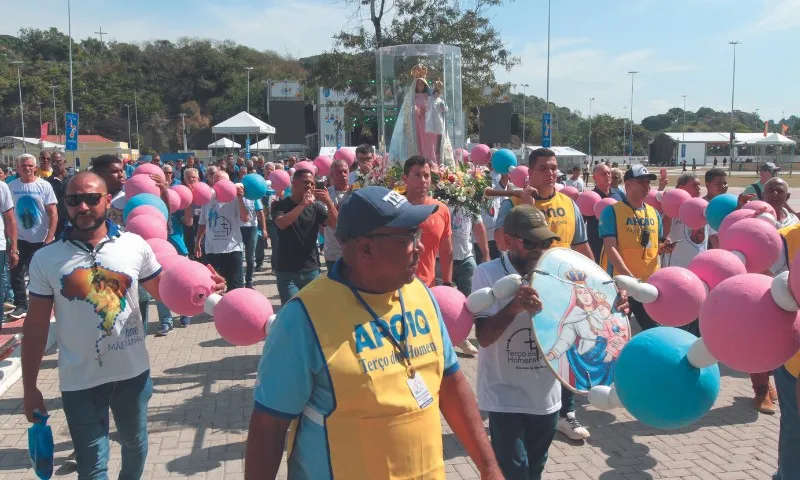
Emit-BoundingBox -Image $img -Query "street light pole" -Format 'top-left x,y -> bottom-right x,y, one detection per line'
622,106 -> 628,159
729,41 -> 740,171
245,67 -> 253,113
179,113 -> 188,151
588,97 -> 595,162
37,102 -> 43,135
51,85 -> 58,142
124,104 -> 132,149
628,71 -> 638,159
545,0 -> 551,109
521,83 -> 529,146
11,61 -> 26,153
682,94 -> 687,144
67,0 -> 74,114
134,90 -> 140,150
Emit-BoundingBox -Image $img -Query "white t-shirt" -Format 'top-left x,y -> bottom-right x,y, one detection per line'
8,178 -> 57,243
451,206 -> 482,261
241,199 -> 262,227
28,228 -> 161,391
565,177 -> 585,192
199,199 -> 243,254
323,187 -> 349,262
777,209 -> 799,229
770,214 -> 800,275
664,217 -> 708,268
472,254 -> 561,415
0,182 -> 14,250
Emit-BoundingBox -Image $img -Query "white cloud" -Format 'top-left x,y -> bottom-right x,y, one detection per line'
753,0 -> 800,33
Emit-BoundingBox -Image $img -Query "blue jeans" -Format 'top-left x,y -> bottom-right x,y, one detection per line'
0,251 -> 7,307
137,284 -> 150,333
774,366 -> 800,480
61,370 -> 153,480
240,226 -> 257,287
488,411 -> 558,480
276,270 -> 320,305
2,249 -> 11,304
453,256 -> 477,297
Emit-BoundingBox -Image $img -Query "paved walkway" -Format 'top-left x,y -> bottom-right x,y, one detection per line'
0,254 -> 786,480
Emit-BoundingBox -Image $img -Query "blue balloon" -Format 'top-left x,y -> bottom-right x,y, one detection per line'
122,193 -> 169,223
242,173 -> 268,200
615,327 -> 720,430
706,194 -> 738,232
490,149 -> 518,174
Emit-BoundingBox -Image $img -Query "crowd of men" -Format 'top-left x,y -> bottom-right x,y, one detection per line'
5,145 -> 798,479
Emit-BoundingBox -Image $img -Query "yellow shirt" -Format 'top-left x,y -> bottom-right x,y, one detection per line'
778,223 -> 800,377
37,168 -> 53,179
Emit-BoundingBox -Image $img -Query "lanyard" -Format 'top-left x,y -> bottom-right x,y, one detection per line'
349,287 -> 416,378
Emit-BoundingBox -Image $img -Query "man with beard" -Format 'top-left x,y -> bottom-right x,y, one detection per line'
20,171 -> 226,479
473,205 -> 630,479
246,186 -> 502,480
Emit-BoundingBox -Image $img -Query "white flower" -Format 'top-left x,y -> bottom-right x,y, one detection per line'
457,196 -> 466,203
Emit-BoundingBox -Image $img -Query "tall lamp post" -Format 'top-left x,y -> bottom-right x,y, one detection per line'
179,113 -> 188,151
729,41 -> 740,171
542,0 -> 551,148
11,61 -> 26,153
622,106 -> 628,159
123,104 -> 132,149
588,97 -> 595,162
245,66 -> 254,113
134,91 -> 140,150
682,95 -> 687,158
521,83 -> 529,146
37,102 -> 43,135
50,85 -> 59,142
628,71 -> 638,159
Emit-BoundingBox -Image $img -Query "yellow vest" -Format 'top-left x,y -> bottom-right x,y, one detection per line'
291,275 -> 446,479
600,201 -> 660,281
511,191 -> 576,248
778,223 -> 800,378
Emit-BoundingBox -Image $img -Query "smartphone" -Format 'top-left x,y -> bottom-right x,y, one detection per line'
660,168 -> 667,180
315,181 -> 325,190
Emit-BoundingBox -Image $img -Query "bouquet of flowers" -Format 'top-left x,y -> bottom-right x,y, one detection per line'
431,163 -> 492,221
353,163 -> 405,193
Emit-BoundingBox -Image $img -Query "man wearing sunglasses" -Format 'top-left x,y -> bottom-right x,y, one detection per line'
7,154 -> 58,320
21,171 -> 225,478
247,186 -> 502,480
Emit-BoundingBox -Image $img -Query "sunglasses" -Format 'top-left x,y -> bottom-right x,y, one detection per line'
514,236 -> 554,251
65,193 -> 104,207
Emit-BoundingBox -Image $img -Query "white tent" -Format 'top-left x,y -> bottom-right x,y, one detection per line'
211,111 -> 275,135
0,136 -> 64,150
207,137 -> 241,149
738,133 -> 796,146
251,137 -> 271,151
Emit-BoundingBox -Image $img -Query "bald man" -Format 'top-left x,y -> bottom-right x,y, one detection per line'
21,171 -> 225,477
763,177 -> 798,228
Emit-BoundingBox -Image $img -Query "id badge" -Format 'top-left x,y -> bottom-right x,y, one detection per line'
407,374 -> 434,409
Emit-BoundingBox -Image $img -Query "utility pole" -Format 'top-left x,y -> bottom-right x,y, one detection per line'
622,106 -> 628,159
521,83 -> 529,146
134,91 -> 140,150
245,67 -> 253,113
51,85 -> 58,142
37,102 -> 43,134
124,104 -> 132,149
11,61 -> 26,153
179,113 -> 188,151
588,97 -> 595,162
729,41 -> 740,171
628,71 -> 638,158
682,94 -> 687,146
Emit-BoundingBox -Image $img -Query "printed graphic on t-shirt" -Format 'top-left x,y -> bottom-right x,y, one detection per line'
505,327 -> 547,370
60,264 -> 136,366
16,195 -> 42,230
208,208 -> 233,239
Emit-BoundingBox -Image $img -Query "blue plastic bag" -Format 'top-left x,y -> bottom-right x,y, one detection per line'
27,411 -> 53,479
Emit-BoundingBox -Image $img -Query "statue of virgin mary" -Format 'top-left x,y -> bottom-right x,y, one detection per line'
388,63 -> 454,167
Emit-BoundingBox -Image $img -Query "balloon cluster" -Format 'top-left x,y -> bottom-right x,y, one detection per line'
124,164 -> 275,346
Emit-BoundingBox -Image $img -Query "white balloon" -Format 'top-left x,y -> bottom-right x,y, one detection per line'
466,287 -> 496,314
492,274 -> 523,300
687,338 -> 717,369
588,385 -> 621,410
770,271 -> 799,312
204,293 -> 222,316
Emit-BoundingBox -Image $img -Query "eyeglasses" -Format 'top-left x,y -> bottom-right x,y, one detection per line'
366,229 -> 422,247
513,236 -> 554,251
65,193 -> 104,207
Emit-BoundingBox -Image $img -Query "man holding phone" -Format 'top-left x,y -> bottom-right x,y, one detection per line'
272,168 -> 338,304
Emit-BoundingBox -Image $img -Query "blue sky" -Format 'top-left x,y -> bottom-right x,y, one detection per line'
4,0 -> 798,123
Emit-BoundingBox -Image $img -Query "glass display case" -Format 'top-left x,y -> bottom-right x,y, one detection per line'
376,44 -> 464,166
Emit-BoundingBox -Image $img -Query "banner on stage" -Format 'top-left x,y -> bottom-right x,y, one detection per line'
320,106 -> 345,147
269,81 -> 303,101
65,113 -> 79,151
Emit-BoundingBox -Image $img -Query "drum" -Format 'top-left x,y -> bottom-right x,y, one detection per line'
529,247 -> 630,394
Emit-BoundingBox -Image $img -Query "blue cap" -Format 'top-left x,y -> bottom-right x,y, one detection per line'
336,186 -> 438,243
138,155 -> 153,164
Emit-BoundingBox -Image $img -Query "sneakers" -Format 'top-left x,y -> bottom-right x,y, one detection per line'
754,393 -> 776,414
457,340 -> 479,356
769,383 -> 778,404
8,307 -> 26,320
557,412 -> 590,440
63,451 -> 77,471
179,316 -> 191,327
155,325 -> 172,337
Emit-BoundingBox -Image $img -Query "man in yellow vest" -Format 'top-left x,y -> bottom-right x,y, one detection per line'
768,222 -> 800,479
599,164 -> 676,331
494,148 -> 593,441
245,186 -> 502,480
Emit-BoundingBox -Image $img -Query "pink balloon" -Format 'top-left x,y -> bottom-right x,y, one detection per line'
471,144 -> 491,166
146,238 -> 177,259
644,189 -> 663,214
741,200 -> 777,218
214,288 -> 274,346
661,189 -> 691,218
700,274 -> 800,373
213,179 -> 237,203
554,183 -> 564,191
333,148 -> 355,166
678,197 -> 709,230
133,163 -> 165,182
718,209 -> 759,240
509,166 -> 529,188
430,286 -> 473,345
594,197 -> 617,219
171,185 -> 193,210
166,188 -> 181,213
127,205 -> 167,223
125,175 -> 160,198
643,267 -> 706,327
158,260 -> 215,316
560,186 -> 579,201
269,170 -> 291,192
191,182 -> 213,206
314,155 -> 333,177
159,254 -> 190,272
295,161 -> 317,175
720,218 -> 782,273
576,190 -> 602,217
687,250 -> 747,291
126,214 -> 167,241
454,148 -> 469,163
